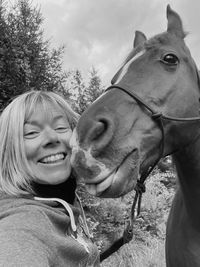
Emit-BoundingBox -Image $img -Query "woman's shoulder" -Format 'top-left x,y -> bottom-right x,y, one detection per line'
0,195 -> 100,266
0,196 -> 72,255
0,195 -> 72,233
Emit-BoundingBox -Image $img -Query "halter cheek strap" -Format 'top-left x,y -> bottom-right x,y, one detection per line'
100,85 -> 165,261
106,84 -> 166,217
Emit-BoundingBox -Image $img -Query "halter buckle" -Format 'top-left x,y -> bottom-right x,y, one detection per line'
152,112 -> 163,120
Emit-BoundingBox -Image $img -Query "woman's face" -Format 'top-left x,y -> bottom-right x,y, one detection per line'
24,104 -> 72,185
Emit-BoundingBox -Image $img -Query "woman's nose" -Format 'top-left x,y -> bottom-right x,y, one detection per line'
43,127 -> 59,146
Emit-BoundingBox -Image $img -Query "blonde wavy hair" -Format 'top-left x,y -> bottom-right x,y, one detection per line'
0,90 -> 79,196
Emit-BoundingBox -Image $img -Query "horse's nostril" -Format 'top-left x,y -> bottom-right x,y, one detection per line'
86,117 -> 114,153
90,120 -> 108,141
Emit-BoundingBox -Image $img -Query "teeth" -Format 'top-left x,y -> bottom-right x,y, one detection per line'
40,153 -> 65,164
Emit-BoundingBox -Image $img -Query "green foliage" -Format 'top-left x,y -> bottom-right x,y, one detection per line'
78,167 -> 176,266
0,0 -> 68,109
65,68 -> 105,114
101,237 -> 166,267
85,67 -> 104,105
0,0 -> 105,111
68,69 -> 87,114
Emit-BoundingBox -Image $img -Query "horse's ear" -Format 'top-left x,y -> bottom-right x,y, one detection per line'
167,5 -> 185,39
133,30 -> 147,48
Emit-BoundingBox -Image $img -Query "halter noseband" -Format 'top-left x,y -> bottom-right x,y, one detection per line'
100,84 -> 200,261
106,85 -> 200,122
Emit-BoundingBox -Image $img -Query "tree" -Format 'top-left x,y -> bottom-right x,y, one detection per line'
86,67 -> 104,105
68,69 -> 87,114
67,67 -> 105,114
0,0 -> 68,109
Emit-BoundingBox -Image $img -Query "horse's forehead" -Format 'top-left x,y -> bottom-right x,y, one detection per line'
114,50 -> 146,84
131,33 -> 186,62
112,32 -> 192,86
146,33 -> 186,53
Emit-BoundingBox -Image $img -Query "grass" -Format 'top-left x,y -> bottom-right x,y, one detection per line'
101,236 -> 166,267
78,167 -> 176,267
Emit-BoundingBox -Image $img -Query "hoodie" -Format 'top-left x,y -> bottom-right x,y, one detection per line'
0,192 -> 100,267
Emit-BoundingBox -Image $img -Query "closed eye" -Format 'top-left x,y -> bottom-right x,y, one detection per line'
24,131 -> 39,139
55,127 -> 71,133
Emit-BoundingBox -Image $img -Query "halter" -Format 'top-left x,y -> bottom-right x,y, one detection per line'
100,84 -> 200,262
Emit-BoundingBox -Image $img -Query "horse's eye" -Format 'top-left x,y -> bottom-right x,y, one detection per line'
162,53 -> 179,65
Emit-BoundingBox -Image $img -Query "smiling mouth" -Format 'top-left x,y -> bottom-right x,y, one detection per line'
39,153 -> 67,164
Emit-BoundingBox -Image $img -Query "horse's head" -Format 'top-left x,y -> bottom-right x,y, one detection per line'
70,5 -> 200,198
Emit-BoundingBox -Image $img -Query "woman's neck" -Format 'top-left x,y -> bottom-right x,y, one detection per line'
33,176 -> 76,204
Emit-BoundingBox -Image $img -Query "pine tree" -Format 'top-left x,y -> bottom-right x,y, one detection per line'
86,67 -> 104,105
68,69 -> 87,114
0,0 -> 68,109
67,68 -> 105,114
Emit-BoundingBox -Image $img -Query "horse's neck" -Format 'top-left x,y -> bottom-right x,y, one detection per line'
173,133 -> 200,224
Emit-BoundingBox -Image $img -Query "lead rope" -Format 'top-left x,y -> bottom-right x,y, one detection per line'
100,114 -> 165,262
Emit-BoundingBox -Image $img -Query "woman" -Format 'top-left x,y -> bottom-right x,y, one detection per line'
0,90 -> 100,266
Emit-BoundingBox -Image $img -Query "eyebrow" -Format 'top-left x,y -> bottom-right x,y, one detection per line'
24,115 -> 67,126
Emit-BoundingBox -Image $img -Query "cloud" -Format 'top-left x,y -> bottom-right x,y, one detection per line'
33,0 -> 200,84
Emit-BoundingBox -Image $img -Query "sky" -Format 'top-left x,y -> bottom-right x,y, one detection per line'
31,0 -> 200,85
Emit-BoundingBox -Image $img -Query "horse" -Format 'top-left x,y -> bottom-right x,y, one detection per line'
70,5 -> 200,266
